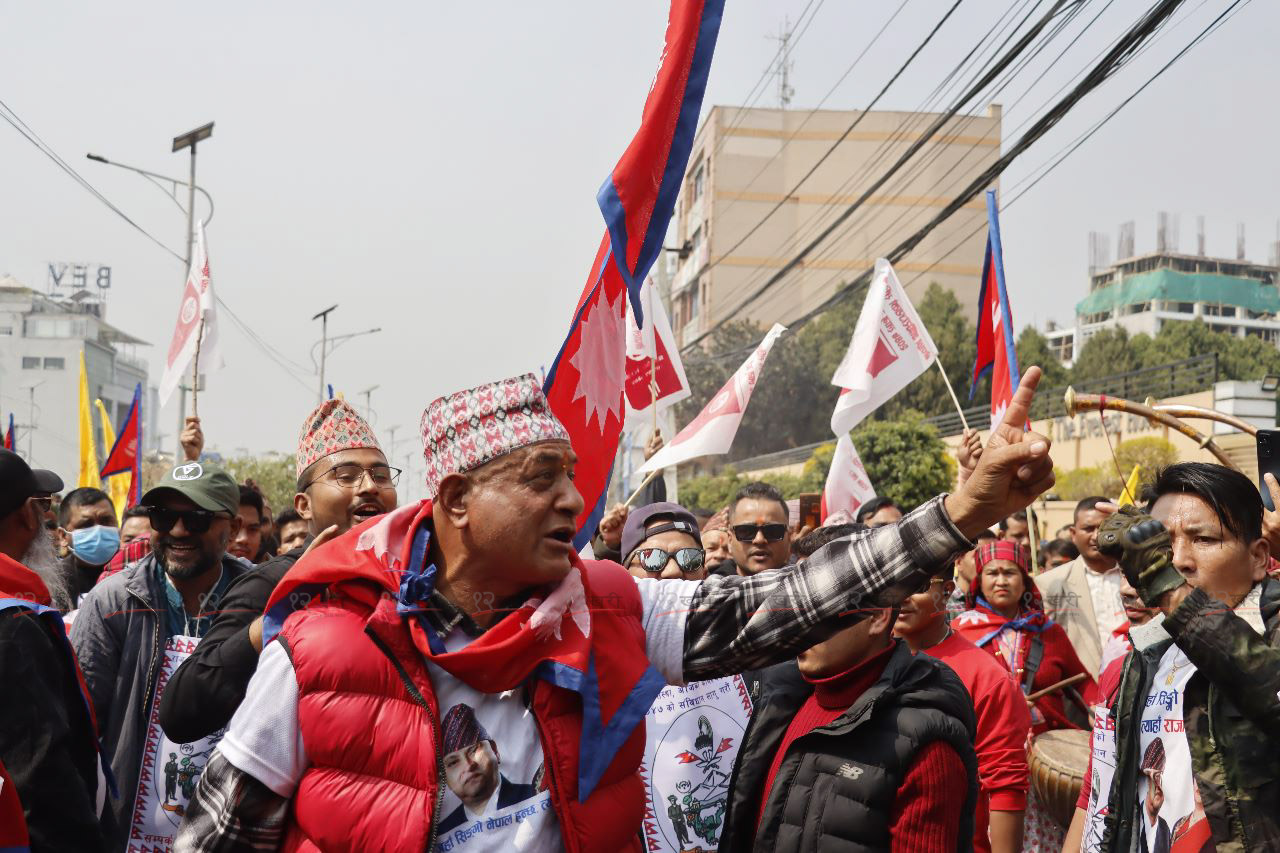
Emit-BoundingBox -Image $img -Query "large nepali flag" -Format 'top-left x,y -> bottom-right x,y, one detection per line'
2,414 -> 12,451
970,190 -> 1021,429
545,0 -> 725,549
100,383 -> 143,506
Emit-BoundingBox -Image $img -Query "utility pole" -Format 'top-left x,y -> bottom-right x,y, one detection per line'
361,385 -> 380,423
312,304 -> 338,404
769,18 -> 796,108
25,383 -> 41,460
171,122 -> 214,461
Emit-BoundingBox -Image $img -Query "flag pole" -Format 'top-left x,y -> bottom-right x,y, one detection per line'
624,468 -> 662,507
190,316 -> 205,418
650,354 -> 659,433
934,360 -> 970,431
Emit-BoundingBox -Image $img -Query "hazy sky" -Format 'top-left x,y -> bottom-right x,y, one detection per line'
2,1 -> 1276,485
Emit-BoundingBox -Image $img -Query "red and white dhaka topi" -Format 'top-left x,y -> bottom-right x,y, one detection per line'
296,398 -> 382,477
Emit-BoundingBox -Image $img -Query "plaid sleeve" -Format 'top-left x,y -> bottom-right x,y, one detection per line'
173,752 -> 289,853
681,495 -> 972,681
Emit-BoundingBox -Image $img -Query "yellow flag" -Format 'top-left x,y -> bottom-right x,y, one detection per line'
78,351 -> 101,489
1116,464 -> 1143,507
94,399 -> 130,521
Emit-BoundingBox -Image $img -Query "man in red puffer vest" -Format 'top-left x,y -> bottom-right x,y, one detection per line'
177,367 -> 1059,852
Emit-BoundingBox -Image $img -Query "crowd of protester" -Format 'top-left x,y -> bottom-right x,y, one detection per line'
1,366 -> 1278,852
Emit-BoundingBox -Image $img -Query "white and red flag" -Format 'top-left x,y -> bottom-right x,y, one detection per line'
829,259 -> 938,435
159,220 -> 221,406
624,278 -> 690,415
970,189 -> 1021,428
637,323 -> 785,475
821,433 -> 876,522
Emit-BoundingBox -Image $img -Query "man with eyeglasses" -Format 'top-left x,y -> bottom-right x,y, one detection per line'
70,459 -> 252,850
0,449 -> 107,851
160,397 -> 396,745
178,367 -> 1057,852
727,481 -> 792,576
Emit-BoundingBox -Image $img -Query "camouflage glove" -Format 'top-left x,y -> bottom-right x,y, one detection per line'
1096,505 -> 1184,606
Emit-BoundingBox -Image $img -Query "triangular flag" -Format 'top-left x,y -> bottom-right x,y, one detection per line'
637,324 -> 785,475
101,384 -> 143,506
970,190 -> 1020,429
821,433 -> 877,522
1116,464 -> 1143,508
830,259 -> 938,435
94,399 -> 130,520
624,278 -> 691,415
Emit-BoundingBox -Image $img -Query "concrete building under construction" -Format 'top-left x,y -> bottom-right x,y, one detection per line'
667,104 -> 1003,347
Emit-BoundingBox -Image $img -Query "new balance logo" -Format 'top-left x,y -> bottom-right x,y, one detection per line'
836,763 -> 864,780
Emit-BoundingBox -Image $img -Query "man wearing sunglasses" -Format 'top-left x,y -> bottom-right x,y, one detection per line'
180,367 -> 1057,852
70,458 -> 253,850
161,397 -> 395,745
728,481 -> 792,576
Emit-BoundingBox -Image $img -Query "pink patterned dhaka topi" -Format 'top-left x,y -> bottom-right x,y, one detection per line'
420,373 -> 569,498
296,398 -> 382,477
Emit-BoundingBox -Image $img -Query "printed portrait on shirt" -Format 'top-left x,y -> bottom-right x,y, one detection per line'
435,700 -> 554,852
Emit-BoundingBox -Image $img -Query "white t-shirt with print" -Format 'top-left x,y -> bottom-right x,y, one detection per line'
217,577 -> 698,851
1133,586 -> 1263,853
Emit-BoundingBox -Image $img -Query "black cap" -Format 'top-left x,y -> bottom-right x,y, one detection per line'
621,502 -> 702,563
0,449 -> 64,519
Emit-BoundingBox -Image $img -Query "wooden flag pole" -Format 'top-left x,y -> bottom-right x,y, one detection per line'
624,468 -> 662,507
650,353 -> 659,432
1027,502 -> 1040,573
190,316 -> 206,418
934,360 -> 970,432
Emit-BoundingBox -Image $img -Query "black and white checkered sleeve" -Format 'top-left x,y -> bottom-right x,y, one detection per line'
173,752 -> 289,853
680,495 -> 972,681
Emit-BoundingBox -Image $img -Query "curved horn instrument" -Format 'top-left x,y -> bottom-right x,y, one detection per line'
1147,401 -> 1258,437
1063,388 -> 1241,472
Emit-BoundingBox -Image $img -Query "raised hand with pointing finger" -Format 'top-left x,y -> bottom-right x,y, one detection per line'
943,366 -> 1055,539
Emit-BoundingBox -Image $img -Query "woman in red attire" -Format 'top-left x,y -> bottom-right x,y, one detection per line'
954,540 -> 1097,851
953,540 -> 1096,732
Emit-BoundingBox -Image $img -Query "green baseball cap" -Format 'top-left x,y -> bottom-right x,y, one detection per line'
140,460 -> 240,514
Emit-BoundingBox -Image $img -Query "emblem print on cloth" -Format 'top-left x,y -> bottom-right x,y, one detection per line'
420,373 -> 570,498
296,398 -> 382,477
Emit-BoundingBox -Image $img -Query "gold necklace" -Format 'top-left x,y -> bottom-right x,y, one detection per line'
1165,651 -> 1191,686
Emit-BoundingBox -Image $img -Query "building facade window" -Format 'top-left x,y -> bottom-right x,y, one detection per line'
692,161 -> 705,200
21,356 -> 39,369
42,357 -> 65,370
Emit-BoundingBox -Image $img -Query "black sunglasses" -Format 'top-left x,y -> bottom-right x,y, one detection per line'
146,506 -> 229,535
908,576 -> 947,596
629,547 -> 705,575
731,523 -> 788,543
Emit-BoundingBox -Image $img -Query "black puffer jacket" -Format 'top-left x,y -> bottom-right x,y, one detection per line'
720,640 -> 979,852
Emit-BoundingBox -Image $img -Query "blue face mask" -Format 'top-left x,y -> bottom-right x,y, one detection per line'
70,524 -> 121,567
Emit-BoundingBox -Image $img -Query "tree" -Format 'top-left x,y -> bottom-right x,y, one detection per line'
1114,436 -> 1179,482
848,413 -> 954,510
1070,327 -> 1148,386
222,453 -> 295,516
1016,325 -> 1068,388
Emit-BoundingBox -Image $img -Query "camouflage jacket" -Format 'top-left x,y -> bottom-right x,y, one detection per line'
1101,579 -> 1280,852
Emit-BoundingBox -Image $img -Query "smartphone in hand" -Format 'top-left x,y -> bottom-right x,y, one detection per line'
1257,429 -> 1280,511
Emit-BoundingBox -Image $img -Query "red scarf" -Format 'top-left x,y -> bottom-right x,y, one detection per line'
265,499 -> 665,800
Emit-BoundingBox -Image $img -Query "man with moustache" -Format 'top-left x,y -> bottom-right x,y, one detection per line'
71,459 -> 252,850
0,449 -> 106,851
161,398 -> 396,743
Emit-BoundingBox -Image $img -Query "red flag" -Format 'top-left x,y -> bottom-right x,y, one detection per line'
2,414 -> 12,451
100,384 -> 143,506
970,190 -> 1021,428
545,0 -> 725,548
624,278 -> 690,413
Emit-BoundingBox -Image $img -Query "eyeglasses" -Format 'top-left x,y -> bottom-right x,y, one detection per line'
629,547 -> 705,575
145,506 -> 231,535
302,463 -> 401,492
731,523 -> 788,543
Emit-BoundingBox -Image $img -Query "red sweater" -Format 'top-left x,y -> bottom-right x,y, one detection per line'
925,630 -> 1031,853
758,643 -> 967,852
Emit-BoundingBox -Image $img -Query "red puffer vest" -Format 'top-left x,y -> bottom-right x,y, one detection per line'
277,561 -> 649,853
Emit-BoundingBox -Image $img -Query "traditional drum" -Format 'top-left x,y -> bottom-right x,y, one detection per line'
1029,729 -> 1090,827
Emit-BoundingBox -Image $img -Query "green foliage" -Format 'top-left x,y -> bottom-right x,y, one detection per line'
222,453 -> 296,515
1070,319 -> 1280,387
849,413 -> 954,510
1016,325 -> 1069,388
1051,437 -> 1178,501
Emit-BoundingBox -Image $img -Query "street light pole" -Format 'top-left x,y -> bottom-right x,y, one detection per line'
312,305 -> 338,404
171,122 -> 214,460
